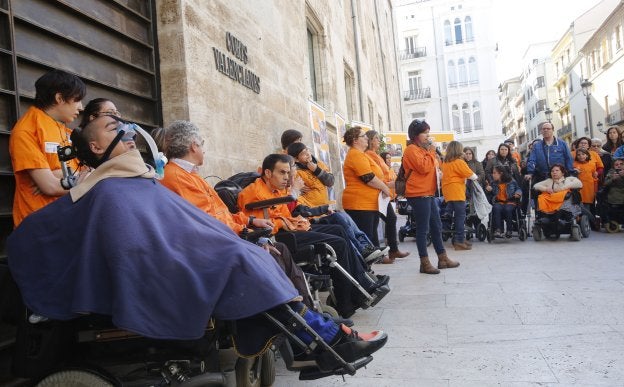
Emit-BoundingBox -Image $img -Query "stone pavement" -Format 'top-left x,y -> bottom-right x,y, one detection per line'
274,228 -> 624,386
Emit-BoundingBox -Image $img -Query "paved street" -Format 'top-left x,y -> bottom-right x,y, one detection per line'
274,222 -> 624,386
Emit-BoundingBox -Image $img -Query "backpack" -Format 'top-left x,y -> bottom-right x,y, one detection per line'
213,171 -> 261,213
394,160 -> 412,197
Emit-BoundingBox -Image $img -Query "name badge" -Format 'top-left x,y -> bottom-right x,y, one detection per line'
44,142 -> 60,154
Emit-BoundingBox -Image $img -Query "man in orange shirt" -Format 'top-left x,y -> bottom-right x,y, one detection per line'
238,154 -> 390,318
9,69 -> 86,227
154,121 -> 316,309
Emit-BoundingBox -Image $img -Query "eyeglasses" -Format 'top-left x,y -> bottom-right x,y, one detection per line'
98,109 -> 121,117
591,144 -> 601,148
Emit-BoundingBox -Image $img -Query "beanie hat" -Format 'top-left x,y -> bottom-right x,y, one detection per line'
287,142 -> 307,158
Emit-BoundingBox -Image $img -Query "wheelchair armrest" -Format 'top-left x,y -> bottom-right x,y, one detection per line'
244,195 -> 295,210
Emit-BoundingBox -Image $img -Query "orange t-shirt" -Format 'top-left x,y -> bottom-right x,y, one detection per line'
402,144 -> 438,197
441,159 -> 474,201
342,147 -> 384,211
237,177 -> 292,234
495,182 -> 508,203
573,160 -> 596,204
159,162 -> 248,234
9,106 -> 78,227
296,160 -> 330,208
365,150 -> 397,198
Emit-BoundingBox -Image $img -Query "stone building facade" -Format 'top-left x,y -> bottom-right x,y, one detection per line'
156,0 -> 402,186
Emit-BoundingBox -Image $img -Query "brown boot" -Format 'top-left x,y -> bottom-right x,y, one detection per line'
389,250 -> 410,259
452,241 -> 472,250
437,252 -> 460,269
419,256 -> 440,274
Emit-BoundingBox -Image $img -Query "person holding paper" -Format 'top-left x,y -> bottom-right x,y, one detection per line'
365,130 -> 409,261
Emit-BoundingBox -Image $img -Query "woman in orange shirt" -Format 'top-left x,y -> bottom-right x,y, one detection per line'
365,130 -> 409,261
441,141 -> 478,250
342,127 -> 392,260
573,148 -> 597,209
402,119 -> 459,274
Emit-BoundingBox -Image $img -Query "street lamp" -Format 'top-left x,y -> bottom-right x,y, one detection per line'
544,107 -> 553,122
597,121 -> 604,134
581,78 -> 594,138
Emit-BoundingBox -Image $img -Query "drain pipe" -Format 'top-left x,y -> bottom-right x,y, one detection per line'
350,0 -> 364,121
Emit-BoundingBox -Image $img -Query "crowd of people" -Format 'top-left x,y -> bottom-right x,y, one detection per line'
6,69 -> 624,380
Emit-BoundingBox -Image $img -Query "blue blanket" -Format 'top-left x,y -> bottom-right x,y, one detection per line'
8,177 -> 298,341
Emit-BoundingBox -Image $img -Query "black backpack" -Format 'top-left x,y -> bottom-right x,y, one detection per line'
213,171 -> 261,213
394,160 -> 412,197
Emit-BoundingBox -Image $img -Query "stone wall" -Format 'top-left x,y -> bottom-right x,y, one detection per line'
156,0 -> 401,191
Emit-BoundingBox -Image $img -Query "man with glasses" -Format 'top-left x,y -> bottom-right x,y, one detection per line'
526,121 -> 574,184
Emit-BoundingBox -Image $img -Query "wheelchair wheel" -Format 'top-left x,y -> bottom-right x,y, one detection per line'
532,226 -> 543,242
36,369 -> 114,387
606,221 -> 620,233
518,227 -> 527,241
477,223 -> 487,241
570,225 -> 581,241
486,229 -> 492,243
426,233 -> 432,246
398,230 -> 405,243
320,303 -> 339,319
260,348 -> 276,387
579,215 -> 591,238
235,356 -> 262,387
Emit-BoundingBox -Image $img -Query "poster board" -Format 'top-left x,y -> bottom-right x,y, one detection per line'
335,113 -> 347,187
308,100 -> 334,201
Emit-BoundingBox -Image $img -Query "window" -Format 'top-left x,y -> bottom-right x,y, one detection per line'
411,111 -> 426,120
535,76 -> 545,89
408,70 -> 422,92
306,28 -> 317,101
462,103 -> 471,132
465,16 -> 473,41
454,18 -> 462,44
458,58 -> 467,85
344,65 -> 355,120
444,20 -> 452,45
536,99 -> 546,113
616,25 -> 622,51
618,80 -> 624,108
472,101 -> 481,129
405,35 -> 417,54
602,38 -> 610,63
468,57 -> 478,83
368,98 -> 374,125
452,104 -> 460,133
447,60 -> 457,86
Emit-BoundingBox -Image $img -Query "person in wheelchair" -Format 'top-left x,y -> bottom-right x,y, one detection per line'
7,114 -> 388,378
153,121 -> 316,310
287,142 -> 389,264
485,165 -> 522,238
238,154 -> 390,318
602,158 -> 624,229
532,164 -> 583,236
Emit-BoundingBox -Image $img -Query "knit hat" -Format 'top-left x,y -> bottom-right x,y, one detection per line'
287,142 -> 307,158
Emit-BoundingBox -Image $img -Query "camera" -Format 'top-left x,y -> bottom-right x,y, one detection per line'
57,145 -> 76,162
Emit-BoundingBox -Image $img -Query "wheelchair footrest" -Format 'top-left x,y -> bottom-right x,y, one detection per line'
298,356 -> 373,380
364,285 -> 391,308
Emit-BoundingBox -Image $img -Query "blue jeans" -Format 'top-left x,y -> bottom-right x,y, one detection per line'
316,211 -> 373,253
406,197 -> 446,258
446,200 -> 466,243
492,203 -> 515,231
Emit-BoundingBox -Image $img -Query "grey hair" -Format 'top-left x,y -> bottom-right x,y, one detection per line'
162,120 -> 202,159
591,137 -> 603,145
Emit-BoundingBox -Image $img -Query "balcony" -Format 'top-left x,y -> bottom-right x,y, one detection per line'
557,123 -> 572,137
448,80 -> 479,88
399,47 -> 427,60
607,107 -> 624,125
403,88 -> 431,101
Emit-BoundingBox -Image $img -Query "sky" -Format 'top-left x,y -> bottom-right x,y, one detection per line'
493,0 -> 603,82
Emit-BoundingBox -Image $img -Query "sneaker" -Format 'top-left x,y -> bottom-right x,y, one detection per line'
494,229 -> 503,238
362,246 -> 384,264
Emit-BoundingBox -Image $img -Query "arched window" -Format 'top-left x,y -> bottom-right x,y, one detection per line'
465,16 -> 473,41
452,104 -> 460,133
458,58 -> 467,85
468,57 -> 478,83
454,18 -> 462,44
462,103 -> 471,132
447,60 -> 457,87
472,101 -> 481,129
444,20 -> 452,45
